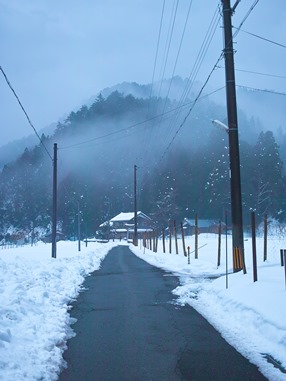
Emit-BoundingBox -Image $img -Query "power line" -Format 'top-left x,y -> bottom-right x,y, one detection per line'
159,55 -> 224,164
139,2 -> 222,189
217,65 -> 286,80
149,0 -> 166,100
0,65 -> 53,161
179,4 -> 221,105
152,1 -> 193,151
155,0 -> 180,101
142,0 -> 180,171
58,86 -> 225,151
155,3 -> 221,164
138,86 -> 225,192
232,0 -> 260,39
162,0 -> 193,104
234,27 -> 286,49
236,84 -> 286,97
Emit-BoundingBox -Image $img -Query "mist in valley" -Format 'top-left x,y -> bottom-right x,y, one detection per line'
0,76 -> 284,238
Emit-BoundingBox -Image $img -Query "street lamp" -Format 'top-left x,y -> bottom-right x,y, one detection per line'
212,119 -> 229,134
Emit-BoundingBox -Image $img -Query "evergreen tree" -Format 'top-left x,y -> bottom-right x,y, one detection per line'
252,131 -> 285,219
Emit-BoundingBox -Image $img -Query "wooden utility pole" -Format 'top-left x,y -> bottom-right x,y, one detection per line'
78,201 -> 81,252
174,220 -> 178,254
263,214 -> 267,261
217,221 -> 222,267
169,224 -> 172,254
133,164 -> 138,246
222,0 -> 245,272
195,213 -> 198,259
251,211 -> 258,282
180,222 -> 186,256
51,143 -> 57,258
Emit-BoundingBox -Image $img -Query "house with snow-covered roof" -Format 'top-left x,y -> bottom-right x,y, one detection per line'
183,218 -> 225,235
99,211 -> 153,240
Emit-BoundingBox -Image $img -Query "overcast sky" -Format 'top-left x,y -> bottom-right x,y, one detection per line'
0,0 -> 285,145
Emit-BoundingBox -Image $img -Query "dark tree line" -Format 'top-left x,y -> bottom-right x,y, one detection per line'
0,90 -> 285,238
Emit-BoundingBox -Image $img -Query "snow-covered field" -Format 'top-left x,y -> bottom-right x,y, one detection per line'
0,234 -> 285,381
131,232 -> 286,381
0,240 -> 117,381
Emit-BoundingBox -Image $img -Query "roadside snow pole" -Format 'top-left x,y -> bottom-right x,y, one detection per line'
78,201 -> 81,252
174,220 -> 178,255
187,246 -> 190,264
225,211 -> 228,289
155,231 -> 158,253
181,222 -> 186,256
51,143 -> 57,259
217,220 -> 222,267
152,230 -> 156,253
169,224 -> 172,254
281,249 -> 285,267
195,213 -> 198,259
251,211 -> 258,282
284,251 -> 286,290
162,228 -> 166,253
263,214 -> 267,261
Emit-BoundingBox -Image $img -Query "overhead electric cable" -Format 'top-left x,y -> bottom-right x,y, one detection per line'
236,84 -> 286,97
58,86 -> 225,151
162,0 -> 193,103
232,0 -> 260,38
149,0 -> 166,100
156,0 -> 179,100
158,54 -> 223,164
153,0 -> 193,144
217,65 -> 286,79
142,0 -> 180,168
0,66 -> 53,160
139,2 -> 221,188
180,5 -> 221,104
158,4 -> 221,152
234,27 -> 286,49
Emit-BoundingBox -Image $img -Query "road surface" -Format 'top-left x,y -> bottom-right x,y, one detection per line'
58,245 -> 267,381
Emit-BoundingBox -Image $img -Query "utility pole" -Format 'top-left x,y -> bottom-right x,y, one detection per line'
133,164 -> 138,246
51,143 -> 57,258
221,0 -> 245,272
78,201 -> 81,252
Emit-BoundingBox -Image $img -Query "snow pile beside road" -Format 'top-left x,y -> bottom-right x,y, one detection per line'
131,234 -> 286,381
0,241 -> 116,381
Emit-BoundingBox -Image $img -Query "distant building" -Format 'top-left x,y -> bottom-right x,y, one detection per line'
99,211 -> 153,240
183,218 -> 225,235
43,231 -> 65,243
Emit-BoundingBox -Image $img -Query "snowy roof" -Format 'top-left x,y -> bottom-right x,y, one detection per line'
110,211 -> 151,222
183,219 -> 220,228
110,212 -> 134,222
99,220 -> 113,228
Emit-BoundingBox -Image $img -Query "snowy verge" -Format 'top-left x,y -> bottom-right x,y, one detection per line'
0,240 -> 117,381
130,234 -> 286,381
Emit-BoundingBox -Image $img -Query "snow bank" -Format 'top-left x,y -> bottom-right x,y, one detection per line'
0,241 -> 117,381
131,234 -> 286,381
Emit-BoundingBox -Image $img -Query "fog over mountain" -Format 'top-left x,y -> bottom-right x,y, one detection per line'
1,75 -> 284,166
0,77 -> 285,240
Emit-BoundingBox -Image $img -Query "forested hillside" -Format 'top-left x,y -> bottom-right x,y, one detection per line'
0,87 -> 285,239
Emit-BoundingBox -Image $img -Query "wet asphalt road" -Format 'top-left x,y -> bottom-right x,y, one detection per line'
58,245 -> 267,381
